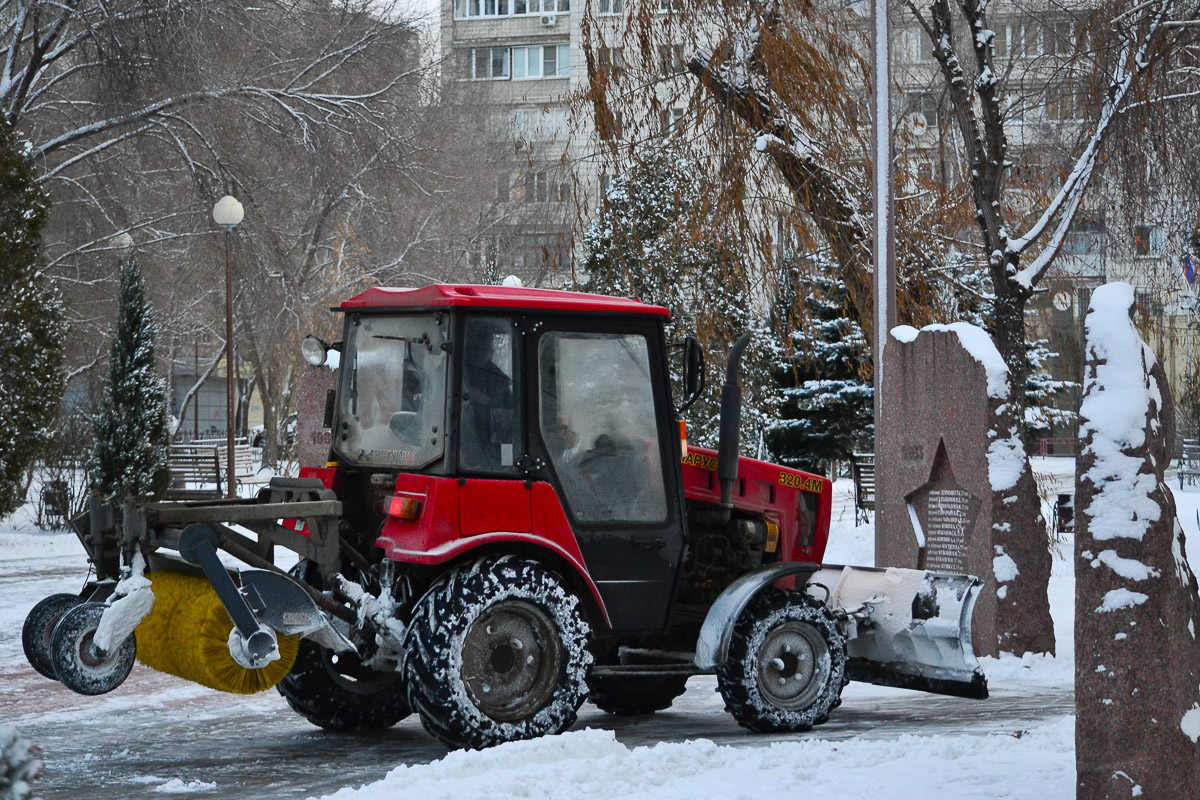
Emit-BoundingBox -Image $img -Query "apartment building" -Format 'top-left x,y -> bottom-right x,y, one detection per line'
440,0 -> 587,285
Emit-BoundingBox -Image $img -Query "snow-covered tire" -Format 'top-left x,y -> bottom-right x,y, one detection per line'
277,640 -> 411,731
22,594 -> 83,680
49,602 -> 136,696
587,672 -> 688,715
402,556 -> 592,750
717,590 -> 846,733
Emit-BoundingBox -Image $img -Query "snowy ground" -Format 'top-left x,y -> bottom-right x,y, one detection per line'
3,458 -> 1196,798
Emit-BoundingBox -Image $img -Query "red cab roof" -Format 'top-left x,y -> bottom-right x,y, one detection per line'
339,284 -> 670,318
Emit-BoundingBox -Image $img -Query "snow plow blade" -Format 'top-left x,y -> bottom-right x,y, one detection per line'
811,565 -> 988,700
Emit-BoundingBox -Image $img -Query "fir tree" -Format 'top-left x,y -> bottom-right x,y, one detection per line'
582,145 -> 781,454
768,258 -> 872,473
89,254 -> 171,500
0,122 -> 63,517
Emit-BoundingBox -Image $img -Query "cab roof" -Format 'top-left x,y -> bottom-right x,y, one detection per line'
339,284 -> 671,319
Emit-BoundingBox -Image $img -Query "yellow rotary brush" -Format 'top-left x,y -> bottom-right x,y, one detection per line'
136,571 -> 300,694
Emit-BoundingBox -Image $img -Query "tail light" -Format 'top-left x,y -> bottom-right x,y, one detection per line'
388,494 -> 423,520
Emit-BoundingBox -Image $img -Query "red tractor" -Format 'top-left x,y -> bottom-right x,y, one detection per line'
24,284 -> 985,750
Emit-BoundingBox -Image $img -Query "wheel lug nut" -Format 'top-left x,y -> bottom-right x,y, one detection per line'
526,655 -> 535,665
481,684 -> 491,694
511,638 -> 524,650
486,625 -> 495,635
771,657 -> 786,671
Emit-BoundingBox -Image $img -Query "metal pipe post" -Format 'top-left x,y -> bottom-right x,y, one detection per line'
225,228 -> 236,499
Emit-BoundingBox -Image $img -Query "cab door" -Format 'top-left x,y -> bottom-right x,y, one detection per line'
526,320 -> 686,633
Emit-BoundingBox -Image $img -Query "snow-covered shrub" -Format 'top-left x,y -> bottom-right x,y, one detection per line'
0,122 -> 64,518
0,727 -> 42,800
88,253 -> 171,500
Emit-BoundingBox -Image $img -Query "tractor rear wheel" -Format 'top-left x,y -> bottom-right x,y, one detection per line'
276,640 -> 411,731
22,593 -> 83,679
717,589 -> 846,733
402,556 -> 592,749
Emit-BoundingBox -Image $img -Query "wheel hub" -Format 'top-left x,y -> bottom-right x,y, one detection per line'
755,621 -> 830,711
462,600 -> 561,722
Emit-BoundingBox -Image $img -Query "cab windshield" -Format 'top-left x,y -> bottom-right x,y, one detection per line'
338,314 -> 448,469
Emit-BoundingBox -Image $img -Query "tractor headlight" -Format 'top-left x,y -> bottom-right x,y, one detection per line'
301,335 -> 329,366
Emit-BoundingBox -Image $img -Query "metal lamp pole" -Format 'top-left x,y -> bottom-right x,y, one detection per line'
213,195 -> 245,499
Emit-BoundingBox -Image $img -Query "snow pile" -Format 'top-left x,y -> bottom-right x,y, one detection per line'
1077,283 -> 1162,542
317,722 -> 1074,800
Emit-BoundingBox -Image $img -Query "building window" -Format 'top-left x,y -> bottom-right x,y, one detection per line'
524,170 -> 563,203
597,0 -> 623,13
513,44 -> 570,79
1045,85 -> 1080,121
999,22 -> 1042,58
597,45 -> 625,75
1133,225 -> 1166,257
455,0 -> 510,17
657,0 -> 683,11
901,28 -> 933,63
1043,20 -> 1074,56
660,106 -> 685,137
514,0 -> 570,12
658,44 -> 685,75
465,47 -> 510,80
598,108 -> 624,140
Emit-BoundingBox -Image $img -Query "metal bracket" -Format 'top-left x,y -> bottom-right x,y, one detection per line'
178,524 -> 279,667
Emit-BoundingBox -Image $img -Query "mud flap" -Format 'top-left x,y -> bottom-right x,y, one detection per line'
810,565 -> 988,699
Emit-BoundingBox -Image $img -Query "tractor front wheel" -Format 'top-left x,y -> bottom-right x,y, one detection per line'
717,590 -> 847,733
402,556 -> 592,749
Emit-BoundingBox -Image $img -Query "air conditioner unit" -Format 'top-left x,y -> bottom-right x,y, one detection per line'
539,14 -> 556,25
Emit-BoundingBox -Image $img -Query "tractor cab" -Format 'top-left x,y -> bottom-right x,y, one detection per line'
314,285 -> 691,633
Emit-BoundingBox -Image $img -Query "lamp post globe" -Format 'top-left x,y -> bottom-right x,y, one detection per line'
212,195 -> 244,229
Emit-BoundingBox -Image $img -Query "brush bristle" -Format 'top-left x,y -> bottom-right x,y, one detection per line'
136,571 -> 300,694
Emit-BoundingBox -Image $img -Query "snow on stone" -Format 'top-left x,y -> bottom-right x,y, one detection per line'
150,777 -> 218,793
889,323 -> 1008,398
1091,550 -> 1160,581
993,545 -> 1019,581
1181,705 -> 1200,743
1078,283 -> 1163,543
1096,588 -> 1150,613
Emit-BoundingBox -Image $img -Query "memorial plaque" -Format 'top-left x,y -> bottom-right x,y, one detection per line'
906,443 -> 981,574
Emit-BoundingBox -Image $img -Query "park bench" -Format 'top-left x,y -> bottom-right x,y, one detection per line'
1181,438 -> 1200,489
852,452 -> 875,526
166,445 -> 223,500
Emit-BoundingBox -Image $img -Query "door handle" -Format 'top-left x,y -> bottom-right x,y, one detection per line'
631,536 -> 666,551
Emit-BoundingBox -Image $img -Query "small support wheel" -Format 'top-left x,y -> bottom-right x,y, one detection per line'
22,593 -> 84,679
50,602 -> 136,696
717,589 -> 847,733
402,556 -> 592,749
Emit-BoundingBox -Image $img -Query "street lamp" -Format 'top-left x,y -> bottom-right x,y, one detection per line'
213,194 -> 244,499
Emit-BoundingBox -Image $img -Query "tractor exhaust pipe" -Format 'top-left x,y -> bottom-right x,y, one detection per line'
717,333 -> 752,509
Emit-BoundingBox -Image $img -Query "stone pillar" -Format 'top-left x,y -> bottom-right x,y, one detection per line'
877,324 -> 1054,657
294,364 -> 338,469
1075,283 -> 1200,799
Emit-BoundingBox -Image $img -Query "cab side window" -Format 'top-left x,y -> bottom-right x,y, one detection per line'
538,332 -> 667,524
459,316 -> 522,472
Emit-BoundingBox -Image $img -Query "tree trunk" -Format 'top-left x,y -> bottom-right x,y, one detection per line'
989,273 -> 1055,655
1075,284 -> 1200,798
